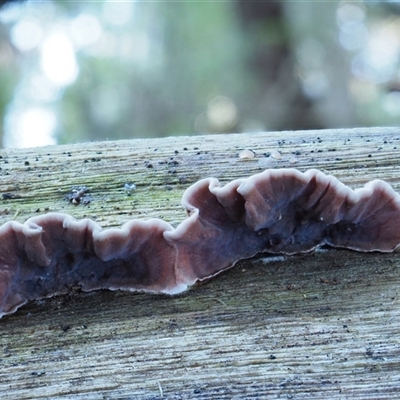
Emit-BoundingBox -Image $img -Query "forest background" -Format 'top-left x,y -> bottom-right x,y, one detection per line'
0,0 -> 399,148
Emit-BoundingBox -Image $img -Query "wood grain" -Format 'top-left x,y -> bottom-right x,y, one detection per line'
0,127 -> 400,399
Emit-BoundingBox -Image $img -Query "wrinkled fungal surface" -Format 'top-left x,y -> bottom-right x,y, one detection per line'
1,168 -> 400,318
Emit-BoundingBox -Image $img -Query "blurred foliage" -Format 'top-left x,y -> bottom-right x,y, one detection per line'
0,0 -> 400,147
0,23 -> 18,144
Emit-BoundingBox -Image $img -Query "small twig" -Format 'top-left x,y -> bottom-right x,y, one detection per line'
216,298 -> 228,307
157,381 -> 163,398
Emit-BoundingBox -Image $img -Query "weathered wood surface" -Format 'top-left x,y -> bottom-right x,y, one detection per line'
0,127 -> 400,399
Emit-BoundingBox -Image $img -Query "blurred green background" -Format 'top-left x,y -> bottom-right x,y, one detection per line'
0,0 -> 399,148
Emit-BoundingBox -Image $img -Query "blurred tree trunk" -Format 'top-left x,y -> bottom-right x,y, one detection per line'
283,1 -> 357,128
235,0 -> 356,130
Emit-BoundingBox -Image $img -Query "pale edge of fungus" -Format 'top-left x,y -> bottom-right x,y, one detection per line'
1,168 -> 400,318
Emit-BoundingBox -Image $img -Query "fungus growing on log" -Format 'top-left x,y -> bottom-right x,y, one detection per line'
1,168 -> 400,318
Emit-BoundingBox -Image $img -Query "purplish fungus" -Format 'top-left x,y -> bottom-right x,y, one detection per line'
0,168 -> 399,318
